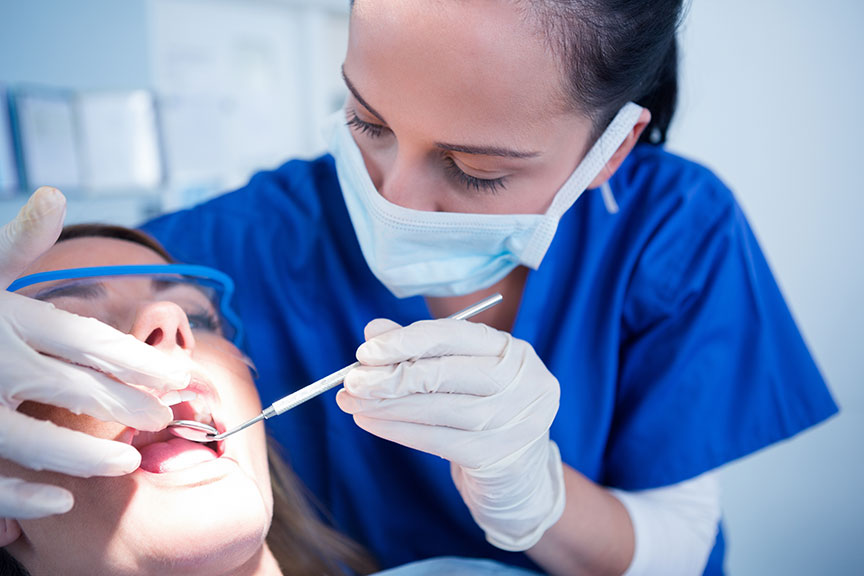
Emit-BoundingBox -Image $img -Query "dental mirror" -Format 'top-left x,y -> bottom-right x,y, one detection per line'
168,419 -> 219,442
167,293 -> 503,443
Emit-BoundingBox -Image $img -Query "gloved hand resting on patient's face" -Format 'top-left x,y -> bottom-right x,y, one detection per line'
0,188 -> 191,520
337,317 -> 566,551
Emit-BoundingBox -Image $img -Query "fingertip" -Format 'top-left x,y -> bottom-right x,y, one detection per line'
341,370 -> 358,393
17,483 -> 74,517
29,187 -> 66,216
109,394 -> 172,432
356,339 -> 386,365
162,369 -> 193,391
342,365 -> 374,392
0,189 -> 66,283
146,356 -> 193,392
335,388 -> 363,415
158,390 -> 183,408
127,406 -> 173,433
18,187 -> 66,235
355,342 -> 370,364
97,443 -> 142,476
335,388 -> 350,411
358,320 -> 406,364
51,489 -> 74,514
364,318 -> 402,341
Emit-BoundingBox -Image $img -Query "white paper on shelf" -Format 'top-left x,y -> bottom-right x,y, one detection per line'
77,91 -> 163,193
15,89 -> 81,192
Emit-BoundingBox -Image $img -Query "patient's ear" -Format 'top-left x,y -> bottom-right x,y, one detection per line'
0,517 -> 22,546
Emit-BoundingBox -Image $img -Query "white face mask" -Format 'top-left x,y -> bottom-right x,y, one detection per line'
325,102 -> 643,298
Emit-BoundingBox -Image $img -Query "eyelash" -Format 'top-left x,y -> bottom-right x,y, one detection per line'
186,309 -> 222,334
346,110 -> 508,195
346,111 -> 387,138
442,157 -> 507,195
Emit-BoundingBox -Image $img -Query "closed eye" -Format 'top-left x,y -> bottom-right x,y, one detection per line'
34,281 -> 106,302
347,108 -> 508,195
185,309 -> 223,334
443,156 -> 508,195
346,110 -> 390,139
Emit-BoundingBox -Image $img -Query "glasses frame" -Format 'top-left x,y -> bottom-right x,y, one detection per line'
8,264 -> 244,347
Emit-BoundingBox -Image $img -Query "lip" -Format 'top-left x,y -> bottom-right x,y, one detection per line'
132,455 -> 242,487
182,372 -> 222,414
126,370 -> 228,472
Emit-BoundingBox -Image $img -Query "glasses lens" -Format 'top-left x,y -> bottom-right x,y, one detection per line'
14,274 -> 239,344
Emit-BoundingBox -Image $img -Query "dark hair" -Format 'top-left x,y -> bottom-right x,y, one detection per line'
58,223 -> 176,262
525,0 -> 685,144
266,442 -> 378,575
0,549 -> 29,576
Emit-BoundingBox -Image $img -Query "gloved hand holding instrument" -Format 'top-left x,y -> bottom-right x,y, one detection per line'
337,316 -> 565,551
0,188 -> 191,520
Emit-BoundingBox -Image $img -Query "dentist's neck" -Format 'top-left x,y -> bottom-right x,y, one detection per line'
425,266 -> 528,333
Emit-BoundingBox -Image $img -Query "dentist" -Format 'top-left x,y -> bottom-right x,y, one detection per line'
0,1 -> 836,575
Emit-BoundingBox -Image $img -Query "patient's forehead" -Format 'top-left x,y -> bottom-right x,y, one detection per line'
24,237 -> 167,275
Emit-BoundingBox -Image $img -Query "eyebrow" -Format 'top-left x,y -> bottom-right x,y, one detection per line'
34,280 -> 106,301
342,68 -> 387,123
434,141 -> 539,159
341,67 -> 540,160
153,277 -> 215,300
33,278 -> 212,306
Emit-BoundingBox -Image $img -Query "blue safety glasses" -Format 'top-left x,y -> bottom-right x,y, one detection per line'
8,264 -> 244,347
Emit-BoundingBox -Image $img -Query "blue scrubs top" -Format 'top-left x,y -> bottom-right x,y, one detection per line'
143,144 -> 837,574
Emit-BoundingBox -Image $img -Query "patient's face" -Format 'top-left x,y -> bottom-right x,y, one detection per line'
2,237 -> 273,576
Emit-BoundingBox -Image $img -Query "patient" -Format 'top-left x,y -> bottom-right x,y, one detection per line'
0,224 -> 377,576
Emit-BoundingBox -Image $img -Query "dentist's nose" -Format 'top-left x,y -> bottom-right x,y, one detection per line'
130,302 -> 195,354
377,155 -> 441,212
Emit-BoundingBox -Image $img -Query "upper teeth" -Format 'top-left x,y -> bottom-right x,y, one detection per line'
186,394 -> 214,426
164,389 -> 214,427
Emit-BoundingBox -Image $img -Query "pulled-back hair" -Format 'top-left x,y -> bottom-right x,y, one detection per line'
58,223 -> 176,262
523,0 -> 685,144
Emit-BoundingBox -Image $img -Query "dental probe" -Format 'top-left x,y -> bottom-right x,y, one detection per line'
169,292 -> 503,443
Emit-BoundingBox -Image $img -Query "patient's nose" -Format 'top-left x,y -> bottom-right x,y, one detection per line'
130,302 -> 195,354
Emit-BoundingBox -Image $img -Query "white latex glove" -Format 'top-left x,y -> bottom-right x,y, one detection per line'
0,188 -> 191,519
337,317 -> 566,551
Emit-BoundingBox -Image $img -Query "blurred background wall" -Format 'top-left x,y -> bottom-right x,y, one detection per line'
0,0 -> 349,222
0,1 -> 861,573
670,2 -> 863,574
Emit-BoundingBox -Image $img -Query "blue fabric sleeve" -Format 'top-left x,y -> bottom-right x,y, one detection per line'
606,170 -> 838,489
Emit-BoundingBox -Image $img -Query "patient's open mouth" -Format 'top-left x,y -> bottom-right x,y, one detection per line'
132,384 -> 224,474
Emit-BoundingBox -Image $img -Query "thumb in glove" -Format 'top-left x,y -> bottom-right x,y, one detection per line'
0,187 -> 66,287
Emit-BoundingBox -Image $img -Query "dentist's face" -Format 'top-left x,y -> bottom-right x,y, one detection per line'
344,0 -> 596,215
1,237 -> 272,576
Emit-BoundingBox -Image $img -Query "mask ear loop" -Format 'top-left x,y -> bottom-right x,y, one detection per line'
601,181 -> 619,214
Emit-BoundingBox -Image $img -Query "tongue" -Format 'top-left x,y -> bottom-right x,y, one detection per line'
138,438 -> 218,474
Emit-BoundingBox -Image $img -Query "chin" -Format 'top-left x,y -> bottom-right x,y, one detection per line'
18,433 -> 274,576
102,470 -> 273,576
